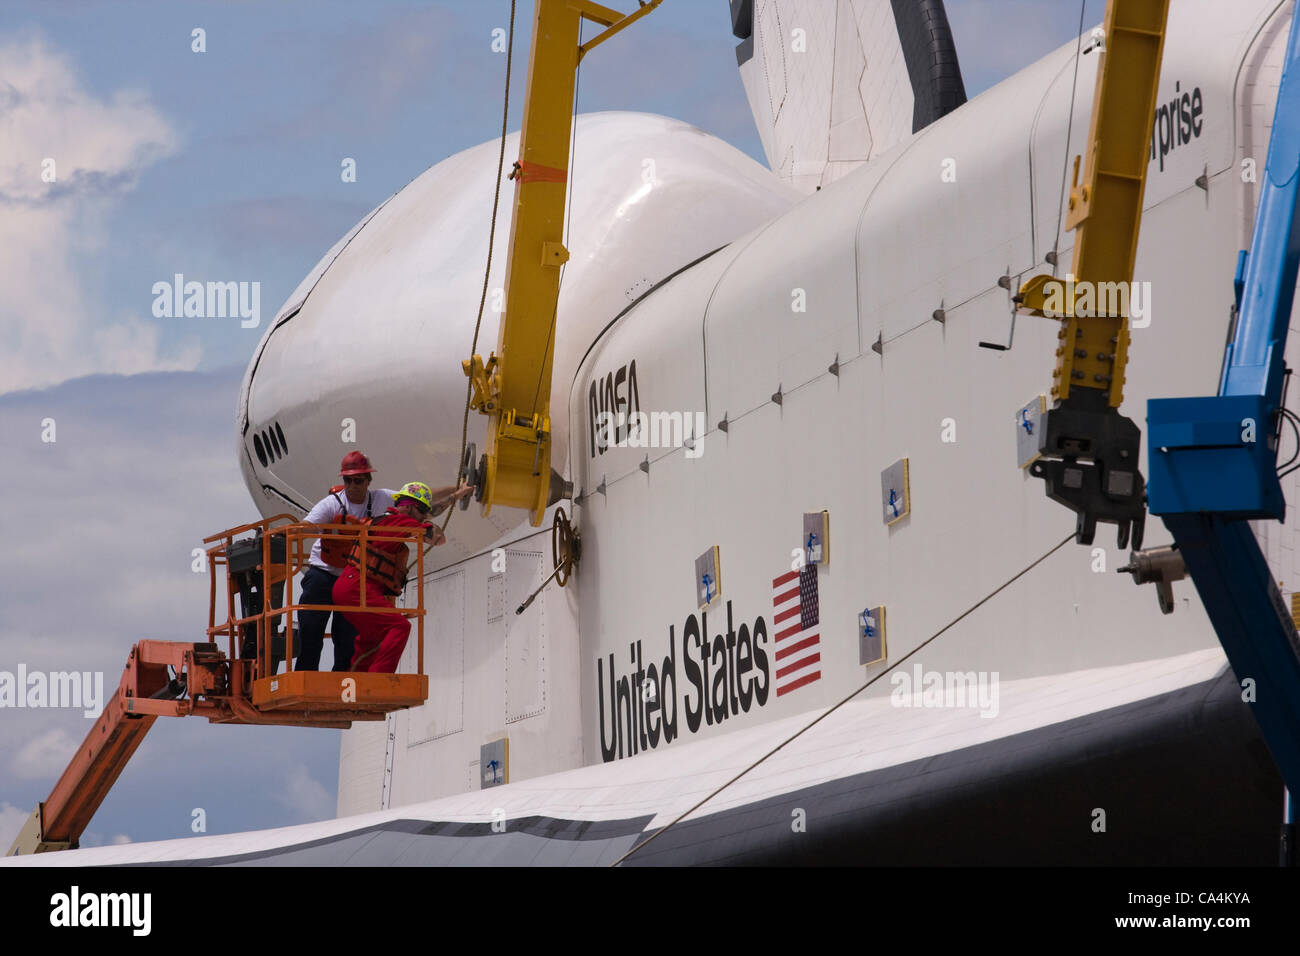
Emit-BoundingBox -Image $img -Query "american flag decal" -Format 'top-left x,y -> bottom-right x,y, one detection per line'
771,567 -> 820,696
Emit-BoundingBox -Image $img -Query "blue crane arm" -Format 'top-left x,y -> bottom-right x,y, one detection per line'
1222,34 -> 1300,403
1146,9 -> 1300,794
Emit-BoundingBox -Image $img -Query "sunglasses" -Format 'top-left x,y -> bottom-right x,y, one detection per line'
342,475 -> 371,485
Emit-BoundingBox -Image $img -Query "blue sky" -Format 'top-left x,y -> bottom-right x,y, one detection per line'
0,1 -> 1090,850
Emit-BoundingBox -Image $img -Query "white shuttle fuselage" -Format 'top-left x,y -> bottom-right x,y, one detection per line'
27,0 -> 1291,865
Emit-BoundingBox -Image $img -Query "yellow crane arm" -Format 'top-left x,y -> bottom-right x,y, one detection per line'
1015,0 -> 1169,550
1020,0 -> 1168,405
464,0 -> 662,527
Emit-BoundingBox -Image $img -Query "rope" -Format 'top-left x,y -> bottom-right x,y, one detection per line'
1052,0 -> 1089,270
610,532 -> 1076,866
444,0 -> 517,537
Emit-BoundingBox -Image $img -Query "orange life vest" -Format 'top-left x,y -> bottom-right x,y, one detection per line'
319,489 -> 375,568
344,511 -> 421,596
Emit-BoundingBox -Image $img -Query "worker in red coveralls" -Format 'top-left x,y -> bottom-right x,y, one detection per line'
332,480 -> 471,672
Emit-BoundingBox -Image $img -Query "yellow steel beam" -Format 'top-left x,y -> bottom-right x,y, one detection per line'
1020,0 -> 1169,407
578,0 -> 663,61
464,0 -> 660,526
569,0 -> 625,27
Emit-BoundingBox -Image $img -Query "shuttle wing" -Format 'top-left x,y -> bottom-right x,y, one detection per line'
4,648 -> 1277,866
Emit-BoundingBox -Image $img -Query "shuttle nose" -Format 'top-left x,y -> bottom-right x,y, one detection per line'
237,113 -> 799,562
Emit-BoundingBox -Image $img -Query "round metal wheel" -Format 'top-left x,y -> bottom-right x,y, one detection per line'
552,507 -> 573,587
458,443 -> 478,510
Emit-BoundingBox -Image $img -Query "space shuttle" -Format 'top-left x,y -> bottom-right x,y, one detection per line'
10,0 -> 1298,865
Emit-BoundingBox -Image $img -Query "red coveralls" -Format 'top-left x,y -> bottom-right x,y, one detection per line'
332,510 -> 425,673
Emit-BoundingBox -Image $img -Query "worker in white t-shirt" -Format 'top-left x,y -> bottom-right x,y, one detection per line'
295,451 -> 396,671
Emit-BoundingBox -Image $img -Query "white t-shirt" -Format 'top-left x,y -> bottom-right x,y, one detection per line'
305,488 -> 396,572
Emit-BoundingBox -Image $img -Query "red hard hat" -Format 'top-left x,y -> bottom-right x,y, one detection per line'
340,451 -> 374,476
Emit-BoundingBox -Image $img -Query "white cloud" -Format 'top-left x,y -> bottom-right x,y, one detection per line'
11,727 -> 78,779
276,763 -> 334,824
0,801 -> 30,851
0,33 -> 196,394
0,370 -> 252,662
78,830 -> 133,848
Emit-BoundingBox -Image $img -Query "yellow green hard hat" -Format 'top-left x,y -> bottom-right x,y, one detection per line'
394,481 -> 433,512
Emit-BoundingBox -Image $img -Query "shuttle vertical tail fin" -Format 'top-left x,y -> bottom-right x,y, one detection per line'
730,0 -> 967,192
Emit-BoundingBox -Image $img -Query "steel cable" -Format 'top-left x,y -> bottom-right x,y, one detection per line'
611,532 -> 1076,866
